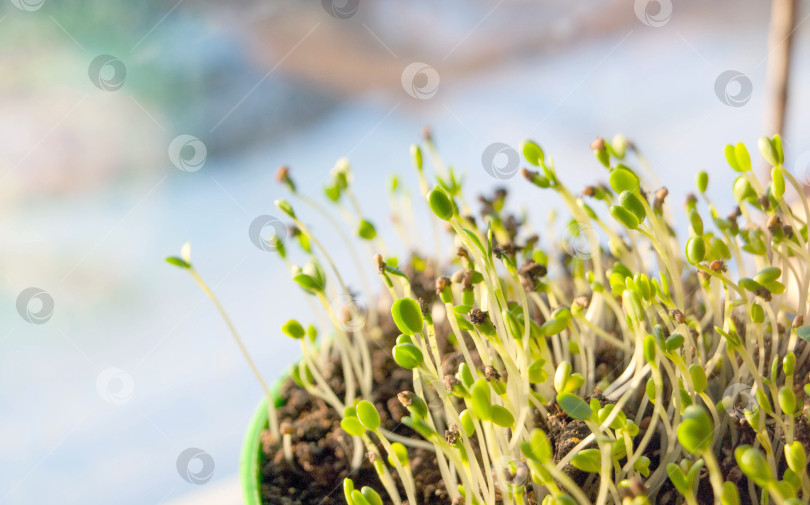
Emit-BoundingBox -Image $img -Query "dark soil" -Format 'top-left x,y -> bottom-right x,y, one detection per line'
259,305 -> 453,505
254,249 -> 810,505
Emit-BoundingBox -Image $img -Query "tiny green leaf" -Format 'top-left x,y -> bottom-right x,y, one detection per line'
275,199 -> 295,218
357,219 -> 377,240
721,481 -> 740,505
667,463 -> 690,494
457,363 -> 474,388
685,236 -> 706,264
427,186 -> 454,221
750,303 -> 764,323
759,136 -> 781,166
293,273 -> 322,292
609,166 -> 640,193
340,417 -> 366,437
696,171 -> 709,193
521,428 -> 553,462
725,143 -> 740,171
622,289 -> 644,321
392,343 -> 424,370
387,442 -> 409,467
521,140 -> 545,166
783,352 -> 796,375
710,236 -> 731,260
165,256 -> 191,269
391,298 -> 424,335
734,143 -> 751,172
634,456 -> 651,478
677,405 -> 712,454
459,409 -> 475,437
619,190 -> 647,221
351,489 -> 372,505
281,319 -> 306,339
361,487 -> 383,505
571,449 -> 601,473
785,441 -> 807,474
554,361 -> 572,393
528,359 -> 548,384
664,333 -> 684,352
344,478 -> 355,505
735,446 -> 772,486
778,386 -> 797,415
688,364 -> 707,393
643,334 -> 657,364
610,205 -> 639,230
772,166 -> 786,199
754,266 -> 781,284
325,183 -> 341,202
410,144 -> 423,172
689,209 -> 703,236
556,393 -> 592,420
541,317 -> 569,336
490,405 -> 515,428
733,176 -> 756,203
356,400 -> 381,431
470,379 -> 492,421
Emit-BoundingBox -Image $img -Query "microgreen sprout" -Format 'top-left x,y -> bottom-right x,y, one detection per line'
169,133 -> 810,505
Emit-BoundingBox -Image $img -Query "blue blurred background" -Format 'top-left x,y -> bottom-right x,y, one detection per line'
1,1 -> 809,504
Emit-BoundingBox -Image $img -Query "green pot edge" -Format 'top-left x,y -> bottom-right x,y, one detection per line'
240,376 -> 286,505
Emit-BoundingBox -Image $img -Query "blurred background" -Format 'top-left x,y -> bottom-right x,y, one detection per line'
1,0 -> 808,504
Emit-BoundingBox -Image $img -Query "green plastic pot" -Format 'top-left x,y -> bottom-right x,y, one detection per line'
240,377 -> 286,505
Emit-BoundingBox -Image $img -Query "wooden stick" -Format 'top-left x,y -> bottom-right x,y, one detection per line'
763,0 -> 798,138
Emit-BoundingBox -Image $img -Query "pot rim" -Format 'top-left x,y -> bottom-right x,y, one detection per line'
241,374 -> 287,505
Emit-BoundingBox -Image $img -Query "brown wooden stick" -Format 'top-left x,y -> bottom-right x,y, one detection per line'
763,0 -> 798,138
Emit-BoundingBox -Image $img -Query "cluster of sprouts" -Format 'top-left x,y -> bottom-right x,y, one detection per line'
168,132 -> 810,505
